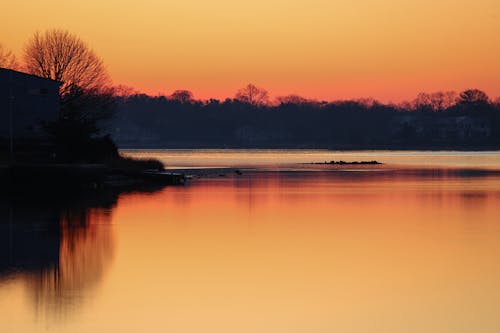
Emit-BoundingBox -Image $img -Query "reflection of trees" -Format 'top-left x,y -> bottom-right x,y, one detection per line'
0,193 -> 117,316
26,206 -> 114,316
0,183 -> 165,320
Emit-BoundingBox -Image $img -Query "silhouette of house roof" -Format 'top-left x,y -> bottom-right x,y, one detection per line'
0,67 -> 61,140
0,67 -> 62,85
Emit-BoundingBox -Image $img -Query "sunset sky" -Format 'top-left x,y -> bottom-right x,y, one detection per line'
2,0 -> 500,101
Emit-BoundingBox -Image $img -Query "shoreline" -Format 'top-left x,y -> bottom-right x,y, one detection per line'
0,163 -> 186,194
117,146 -> 500,152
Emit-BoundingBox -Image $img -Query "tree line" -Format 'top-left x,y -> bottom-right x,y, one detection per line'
2,30 -> 500,151
111,86 -> 500,149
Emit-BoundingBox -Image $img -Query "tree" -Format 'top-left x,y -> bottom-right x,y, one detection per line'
170,90 -> 194,103
440,91 -> 459,110
457,89 -> 490,109
23,29 -> 115,162
0,44 -> 19,70
413,92 -> 432,111
235,83 -> 269,106
494,97 -> 500,107
413,91 -> 457,112
23,29 -> 115,122
24,29 -> 110,98
276,94 -> 311,105
113,84 -> 139,97
354,98 -> 379,108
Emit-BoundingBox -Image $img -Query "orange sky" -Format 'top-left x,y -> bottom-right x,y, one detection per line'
2,0 -> 500,101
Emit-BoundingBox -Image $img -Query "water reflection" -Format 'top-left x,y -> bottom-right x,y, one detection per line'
109,169 -> 500,333
0,185 -> 163,318
124,149 -> 500,170
0,197 -> 113,317
1,164 -> 500,333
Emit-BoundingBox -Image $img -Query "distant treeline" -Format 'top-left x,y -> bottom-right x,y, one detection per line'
107,86 -> 500,149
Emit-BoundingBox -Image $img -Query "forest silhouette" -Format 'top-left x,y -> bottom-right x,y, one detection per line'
2,30 -> 500,151
111,86 -> 500,149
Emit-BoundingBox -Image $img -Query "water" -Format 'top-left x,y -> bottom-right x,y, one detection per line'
122,149 -> 500,169
1,150 -> 500,333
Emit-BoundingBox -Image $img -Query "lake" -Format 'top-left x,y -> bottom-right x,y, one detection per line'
1,150 -> 500,333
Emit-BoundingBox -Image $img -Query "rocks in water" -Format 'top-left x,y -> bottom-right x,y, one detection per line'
314,160 -> 382,165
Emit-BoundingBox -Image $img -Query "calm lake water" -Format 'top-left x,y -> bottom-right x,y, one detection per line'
1,150 -> 500,333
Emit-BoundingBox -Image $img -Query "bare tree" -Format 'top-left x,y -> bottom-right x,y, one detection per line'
235,84 -> 269,106
354,98 -> 379,108
22,30 -> 116,162
24,29 -> 110,98
23,29 -> 115,127
458,89 -> 490,106
441,91 -> 459,110
0,44 -> 19,70
429,91 -> 457,111
113,84 -> 139,97
170,90 -> 194,103
276,94 -> 311,105
413,92 -> 432,111
413,91 -> 457,111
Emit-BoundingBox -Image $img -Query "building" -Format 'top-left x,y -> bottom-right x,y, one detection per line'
0,68 -> 60,143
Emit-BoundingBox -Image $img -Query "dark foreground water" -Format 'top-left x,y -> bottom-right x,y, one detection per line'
1,150 -> 500,333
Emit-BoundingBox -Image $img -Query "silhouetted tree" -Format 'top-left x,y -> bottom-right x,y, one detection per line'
354,98 -> 379,108
413,93 -> 432,111
494,97 -> 500,108
440,91 -> 459,110
235,84 -> 269,106
0,44 -> 19,70
413,91 -> 457,112
24,30 -> 110,98
276,94 -> 311,105
170,90 -> 194,103
113,84 -> 139,97
457,89 -> 490,109
24,30 -> 114,121
23,29 -> 116,162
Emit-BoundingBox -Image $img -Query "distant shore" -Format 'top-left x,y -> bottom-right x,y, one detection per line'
117,145 -> 500,151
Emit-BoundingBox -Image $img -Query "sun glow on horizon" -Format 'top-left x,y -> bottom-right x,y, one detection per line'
2,0 -> 500,101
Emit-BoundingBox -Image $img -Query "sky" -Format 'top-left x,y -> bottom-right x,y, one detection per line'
1,0 -> 500,101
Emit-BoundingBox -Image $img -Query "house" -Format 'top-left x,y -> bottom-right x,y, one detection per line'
0,68 -> 60,143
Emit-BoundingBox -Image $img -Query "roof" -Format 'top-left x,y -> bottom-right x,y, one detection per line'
0,67 -> 62,86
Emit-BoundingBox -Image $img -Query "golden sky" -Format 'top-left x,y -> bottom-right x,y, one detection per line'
2,0 -> 500,101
